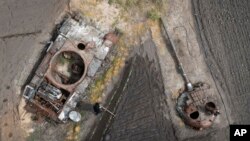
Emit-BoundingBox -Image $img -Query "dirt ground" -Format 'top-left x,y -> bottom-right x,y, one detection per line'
83,0 -> 231,140
86,33 -> 177,141
1,0 -> 249,141
193,0 -> 250,126
106,37 -> 175,141
87,0 -> 250,140
0,0 -> 67,140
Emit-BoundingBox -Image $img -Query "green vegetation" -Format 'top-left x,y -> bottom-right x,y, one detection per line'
107,0 -> 164,22
89,35 -> 129,103
147,9 -> 161,21
125,0 -> 138,7
114,27 -> 123,36
108,0 -> 114,5
26,128 -> 42,141
154,0 -> 163,6
59,54 -> 67,64
108,0 -> 164,9
108,0 -> 141,10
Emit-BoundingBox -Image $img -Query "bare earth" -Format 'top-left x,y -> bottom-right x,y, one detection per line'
0,0 -> 250,141
193,0 -> 250,125
0,0 -> 67,140
102,36 -> 177,141
88,0 -> 250,141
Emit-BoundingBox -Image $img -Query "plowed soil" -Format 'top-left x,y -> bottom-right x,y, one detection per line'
193,0 -> 250,124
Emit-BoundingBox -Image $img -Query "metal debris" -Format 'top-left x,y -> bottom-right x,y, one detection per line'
160,18 -> 219,130
22,18 -> 118,123
176,83 -> 219,130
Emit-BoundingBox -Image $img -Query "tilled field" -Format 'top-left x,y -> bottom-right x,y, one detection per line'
102,0 -> 250,140
101,38 -> 177,141
193,0 -> 250,124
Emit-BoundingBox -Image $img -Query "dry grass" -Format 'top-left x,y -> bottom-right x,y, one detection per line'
88,20 -> 150,103
65,0 -> 168,140
71,0 -> 167,114
89,36 -> 128,103
65,124 -> 81,141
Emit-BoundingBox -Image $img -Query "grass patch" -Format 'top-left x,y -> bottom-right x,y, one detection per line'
66,123 -> 81,141
108,0 -> 164,12
26,128 -> 42,141
108,0 -> 141,10
153,0 -> 163,6
89,56 -> 125,103
59,55 -> 67,64
108,0 -> 114,4
89,35 -> 129,103
125,0 -> 139,7
147,9 -> 160,21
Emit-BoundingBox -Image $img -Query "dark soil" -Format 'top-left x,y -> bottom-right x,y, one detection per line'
93,37 -> 177,141
193,0 -> 250,125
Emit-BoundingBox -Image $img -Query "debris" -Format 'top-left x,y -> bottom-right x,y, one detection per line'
22,17 -> 118,123
93,103 -> 115,117
160,18 -> 219,130
69,111 -> 81,122
176,83 -> 219,130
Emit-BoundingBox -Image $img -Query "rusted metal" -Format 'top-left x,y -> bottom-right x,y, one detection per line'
160,18 -> 190,86
24,40 -> 87,122
22,18 -> 119,123
176,83 -> 219,130
46,42 -> 88,92
160,17 -> 219,130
